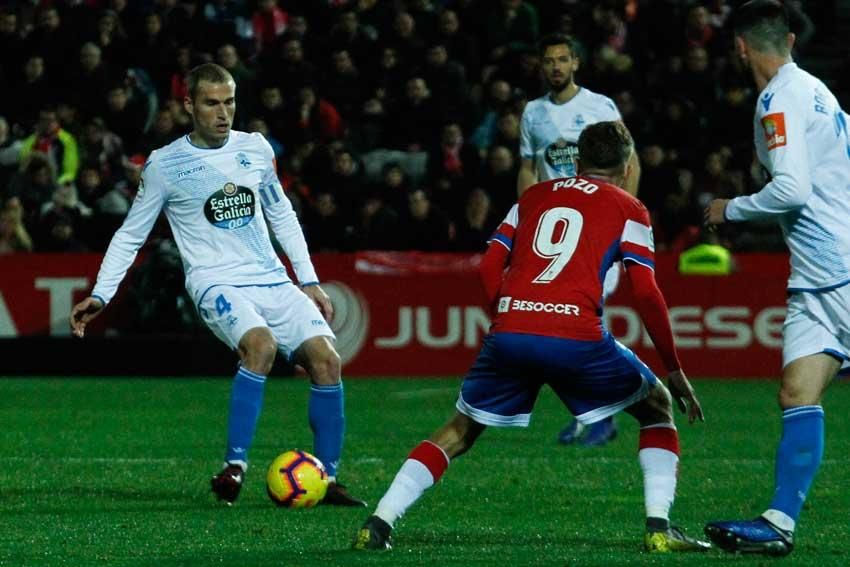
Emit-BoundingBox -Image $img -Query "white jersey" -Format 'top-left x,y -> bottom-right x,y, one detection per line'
91,131 -> 318,306
520,87 -> 621,181
726,63 -> 850,292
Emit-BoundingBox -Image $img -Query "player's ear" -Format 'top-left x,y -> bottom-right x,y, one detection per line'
786,32 -> 796,53
183,95 -> 193,116
572,55 -> 580,73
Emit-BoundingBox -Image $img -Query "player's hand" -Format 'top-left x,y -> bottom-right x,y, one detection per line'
302,284 -> 334,324
70,296 -> 105,338
704,199 -> 730,226
666,369 -> 704,424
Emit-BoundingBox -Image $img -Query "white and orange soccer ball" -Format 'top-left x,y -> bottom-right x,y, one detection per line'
266,450 -> 329,508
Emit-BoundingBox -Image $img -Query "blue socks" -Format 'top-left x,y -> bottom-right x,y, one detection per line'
767,405 -> 825,525
309,382 -> 345,478
224,367 -> 267,467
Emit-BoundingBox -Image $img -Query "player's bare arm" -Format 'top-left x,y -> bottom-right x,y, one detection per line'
302,284 -> 334,323
517,158 -> 537,196
704,199 -> 730,225
70,296 -> 105,338
666,369 -> 704,424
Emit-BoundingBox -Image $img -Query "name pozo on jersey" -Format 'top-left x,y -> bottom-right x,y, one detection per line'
204,182 -> 255,229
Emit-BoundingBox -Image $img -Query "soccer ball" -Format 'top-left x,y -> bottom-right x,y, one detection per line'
266,450 -> 329,508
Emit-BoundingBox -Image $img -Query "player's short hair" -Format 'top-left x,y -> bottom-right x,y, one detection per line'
577,121 -> 634,173
537,33 -> 578,57
733,0 -> 791,56
186,63 -> 234,100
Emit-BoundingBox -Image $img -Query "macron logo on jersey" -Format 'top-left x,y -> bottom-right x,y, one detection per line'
761,92 -> 775,112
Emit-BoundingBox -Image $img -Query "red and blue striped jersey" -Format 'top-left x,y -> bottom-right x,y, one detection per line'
488,175 -> 655,341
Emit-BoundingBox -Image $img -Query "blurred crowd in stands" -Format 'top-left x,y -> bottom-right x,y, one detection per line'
0,0 -> 844,256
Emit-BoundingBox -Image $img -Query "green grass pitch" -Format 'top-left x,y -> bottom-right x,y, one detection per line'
1,377 -> 848,566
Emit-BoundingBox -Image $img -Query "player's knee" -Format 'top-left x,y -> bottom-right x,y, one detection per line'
307,349 -> 341,385
239,328 -> 277,375
778,383 -> 811,409
629,383 -> 673,426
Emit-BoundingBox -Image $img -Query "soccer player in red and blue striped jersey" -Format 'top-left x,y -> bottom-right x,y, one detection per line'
353,122 -> 708,553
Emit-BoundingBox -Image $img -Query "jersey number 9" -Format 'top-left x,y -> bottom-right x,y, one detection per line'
532,207 -> 583,284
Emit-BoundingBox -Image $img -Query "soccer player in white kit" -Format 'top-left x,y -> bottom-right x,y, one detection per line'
518,33 -> 641,447
69,63 -> 366,507
704,1 -> 850,555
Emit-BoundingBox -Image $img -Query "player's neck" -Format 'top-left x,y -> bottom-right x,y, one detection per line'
752,54 -> 793,92
582,171 -> 623,187
549,82 -> 580,105
188,131 -> 230,149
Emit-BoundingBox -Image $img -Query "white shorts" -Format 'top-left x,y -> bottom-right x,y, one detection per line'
783,283 -> 850,373
198,283 -> 335,360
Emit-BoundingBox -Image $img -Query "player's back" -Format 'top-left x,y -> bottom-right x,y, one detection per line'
493,175 -> 651,341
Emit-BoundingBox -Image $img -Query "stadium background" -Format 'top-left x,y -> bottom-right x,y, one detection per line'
1,0 -> 848,376
3,2 -> 850,566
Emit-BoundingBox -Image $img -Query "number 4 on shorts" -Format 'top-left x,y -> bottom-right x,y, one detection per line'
215,294 -> 232,316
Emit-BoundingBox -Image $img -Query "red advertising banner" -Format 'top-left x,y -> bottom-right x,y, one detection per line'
0,252 -> 790,377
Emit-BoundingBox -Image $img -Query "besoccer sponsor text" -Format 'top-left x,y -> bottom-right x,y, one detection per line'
497,296 -> 580,316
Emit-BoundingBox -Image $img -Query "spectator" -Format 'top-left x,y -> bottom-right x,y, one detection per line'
102,84 -> 148,152
11,56 -> 52,129
387,77 -> 440,151
0,116 -> 22,191
427,122 -> 480,218
0,197 -> 33,254
365,47 -> 407,105
397,188 -> 452,251
0,10 -> 24,81
246,117 -> 284,159
138,109 -> 179,157
470,79 -> 514,152
91,9 -> 130,69
261,37 -> 318,97
19,108 -> 80,186
484,0 -> 540,61
303,191 -> 351,252
69,43 -> 114,120
354,190 -> 400,251
168,45 -> 194,103
328,8 -> 376,67
418,44 -> 468,120
286,86 -> 345,147
6,153 -> 57,227
130,12 -> 174,97
385,12 -> 426,69
454,188 -> 498,252
370,161 -> 412,214
216,44 -> 257,123
252,0 -> 288,54
25,6 -> 74,79
38,183 -> 91,252
79,118 -> 126,184
479,144 -> 517,218
436,9 -> 480,79
322,49 -> 366,120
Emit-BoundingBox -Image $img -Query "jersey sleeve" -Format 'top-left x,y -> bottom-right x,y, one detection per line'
488,204 -> 519,251
726,91 -> 812,221
602,96 -> 622,122
256,136 -> 319,285
91,157 -> 166,305
619,203 -> 655,270
480,204 -> 518,303
519,106 -> 535,160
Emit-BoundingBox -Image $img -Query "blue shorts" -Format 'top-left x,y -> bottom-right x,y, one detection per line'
456,332 -> 657,427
